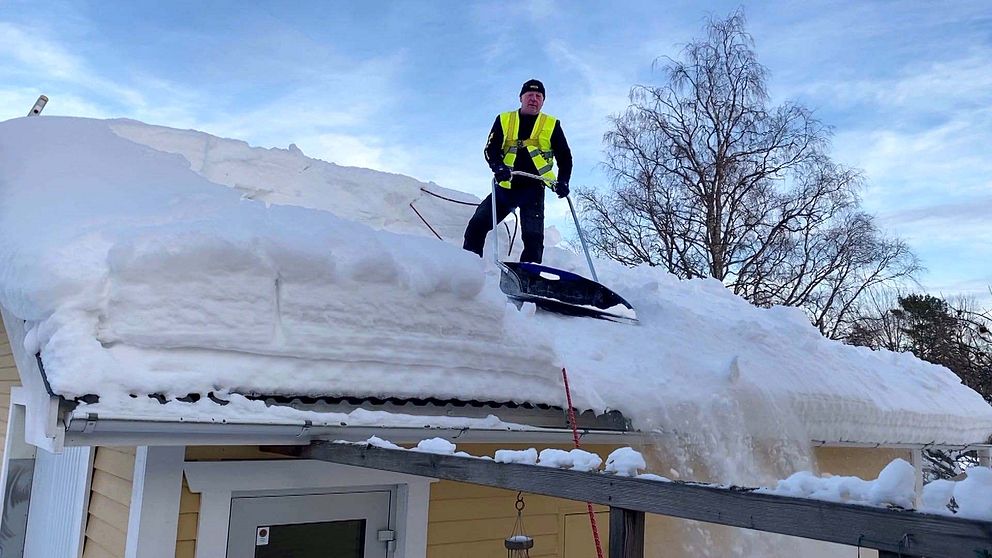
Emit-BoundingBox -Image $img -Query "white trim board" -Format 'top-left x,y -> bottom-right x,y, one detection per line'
125,446 -> 185,558
2,309 -> 64,453
184,459 -> 435,558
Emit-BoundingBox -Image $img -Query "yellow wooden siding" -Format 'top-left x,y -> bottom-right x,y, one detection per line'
815,446 -> 912,477
80,538 -> 123,558
185,445 -> 293,461
428,480 -> 607,558
175,478 -> 199,558
0,318 -> 19,465
563,512 -> 610,558
0,319 -> 17,378
0,391 -> 9,464
82,447 -> 136,558
428,443 -> 616,558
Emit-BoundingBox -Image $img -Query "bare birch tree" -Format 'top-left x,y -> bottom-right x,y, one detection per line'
580,11 -> 919,336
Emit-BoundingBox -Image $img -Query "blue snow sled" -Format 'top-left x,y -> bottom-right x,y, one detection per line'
491,172 -> 638,325
498,261 -> 638,324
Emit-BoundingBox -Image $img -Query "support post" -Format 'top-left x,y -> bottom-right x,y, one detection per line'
125,446 -> 185,558
910,447 -> 924,509
609,507 -> 644,558
978,447 -> 991,468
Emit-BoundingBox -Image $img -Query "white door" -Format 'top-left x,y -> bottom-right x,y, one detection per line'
226,491 -> 392,558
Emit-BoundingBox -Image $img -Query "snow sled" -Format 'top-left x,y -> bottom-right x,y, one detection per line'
498,261 -> 638,324
491,172 -> 638,325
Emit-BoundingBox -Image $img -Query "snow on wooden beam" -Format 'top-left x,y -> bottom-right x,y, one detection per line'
264,442 -> 992,558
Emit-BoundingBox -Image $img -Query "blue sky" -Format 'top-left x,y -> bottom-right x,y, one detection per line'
2,0 -> 990,307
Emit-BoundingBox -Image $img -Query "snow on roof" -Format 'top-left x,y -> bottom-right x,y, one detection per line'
1,116 -> 990,446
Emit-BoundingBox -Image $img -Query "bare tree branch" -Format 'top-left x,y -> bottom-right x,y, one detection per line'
583,10 -> 919,337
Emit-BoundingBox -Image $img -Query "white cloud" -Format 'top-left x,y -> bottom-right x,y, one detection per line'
787,52 -> 992,120
303,132 -> 389,170
835,114 -> 992,203
0,22 -> 157,110
0,22 -> 81,79
0,15 -> 410,185
795,41 -> 992,260
882,195 -> 992,228
523,0 -> 556,21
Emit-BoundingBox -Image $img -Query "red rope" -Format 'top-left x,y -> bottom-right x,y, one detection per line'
561,367 -> 605,558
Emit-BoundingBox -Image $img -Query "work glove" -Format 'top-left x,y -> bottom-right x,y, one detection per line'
492,164 -> 512,182
553,181 -> 570,198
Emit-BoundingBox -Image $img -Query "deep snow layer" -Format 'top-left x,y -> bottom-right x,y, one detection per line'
1,116 -> 991,445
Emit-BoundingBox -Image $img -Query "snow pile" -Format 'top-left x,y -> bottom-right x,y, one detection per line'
536,448 -> 603,471
1,116 -> 991,448
366,436 -> 404,450
921,467 -> 992,520
764,459 -> 992,521
605,447 -> 647,476
495,448 -> 539,465
411,437 -> 476,457
761,458 -> 916,508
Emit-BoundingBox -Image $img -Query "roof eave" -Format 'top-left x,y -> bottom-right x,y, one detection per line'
62,415 -> 647,447
61,415 -> 992,453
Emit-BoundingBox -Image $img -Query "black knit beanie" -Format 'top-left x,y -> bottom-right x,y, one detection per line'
520,79 -> 546,98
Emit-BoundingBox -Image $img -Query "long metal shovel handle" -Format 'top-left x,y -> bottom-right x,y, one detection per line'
490,178 -> 500,266
509,171 -> 598,282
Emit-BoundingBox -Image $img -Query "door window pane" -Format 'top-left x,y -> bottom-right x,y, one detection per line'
253,519 -> 366,558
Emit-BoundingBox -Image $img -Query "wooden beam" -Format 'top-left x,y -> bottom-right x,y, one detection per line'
609,508 -> 644,558
265,442 -> 992,558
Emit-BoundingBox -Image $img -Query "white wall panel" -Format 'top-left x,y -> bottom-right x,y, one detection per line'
23,446 -> 92,558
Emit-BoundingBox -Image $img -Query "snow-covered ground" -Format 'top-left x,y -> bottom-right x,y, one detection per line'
1,115 -> 991,450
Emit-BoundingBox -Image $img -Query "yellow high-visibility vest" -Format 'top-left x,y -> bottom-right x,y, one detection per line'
498,111 -> 557,189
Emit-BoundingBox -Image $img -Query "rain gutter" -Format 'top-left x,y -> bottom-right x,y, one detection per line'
62,414 -> 647,447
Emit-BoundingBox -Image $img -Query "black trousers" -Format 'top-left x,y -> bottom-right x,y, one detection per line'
463,185 -> 545,263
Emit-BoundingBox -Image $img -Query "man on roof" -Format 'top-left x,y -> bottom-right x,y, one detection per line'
462,79 -> 573,264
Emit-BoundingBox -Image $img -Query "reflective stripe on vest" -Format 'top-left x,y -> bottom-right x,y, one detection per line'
498,110 -> 557,189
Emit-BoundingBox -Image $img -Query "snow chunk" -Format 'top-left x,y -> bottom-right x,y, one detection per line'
366,436 -> 403,450
536,448 -> 603,471
537,449 -> 572,468
868,459 -> 916,509
570,449 -> 604,472
412,437 -> 457,455
954,466 -> 992,520
495,448 -> 538,465
637,473 -> 672,482
605,447 -> 646,477
761,459 -> 915,508
921,479 -> 956,515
